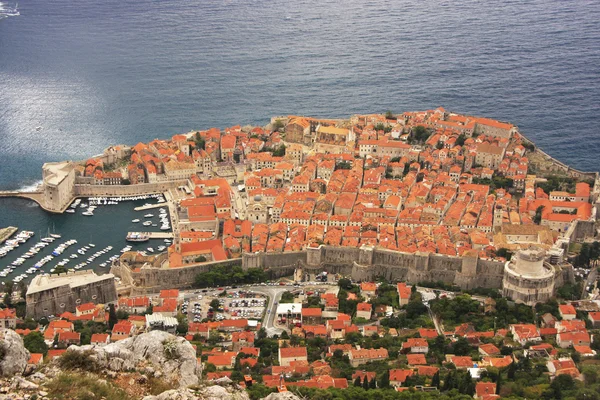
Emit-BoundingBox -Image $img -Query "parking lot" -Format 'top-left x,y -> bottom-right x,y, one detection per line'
181,289 -> 267,323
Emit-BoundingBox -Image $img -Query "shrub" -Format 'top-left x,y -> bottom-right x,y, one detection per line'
46,372 -> 133,400
58,349 -> 98,372
163,339 -> 180,360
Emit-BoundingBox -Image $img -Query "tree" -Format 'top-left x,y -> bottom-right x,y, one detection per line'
23,331 -> 48,356
176,313 -> 188,334
194,132 -> 206,150
210,299 -> 221,311
379,370 -> 390,388
272,119 -> 285,132
533,205 -> 545,225
338,278 -> 353,291
369,377 -> 376,389
272,144 -> 286,157
230,370 -> 244,383
17,281 -> 27,300
3,282 -> 13,306
362,376 -> 369,390
385,110 -> 394,119
495,248 -> 513,260
354,376 -> 362,387
108,304 -> 117,330
431,371 -> 440,388
452,337 -> 471,356
195,256 -> 207,263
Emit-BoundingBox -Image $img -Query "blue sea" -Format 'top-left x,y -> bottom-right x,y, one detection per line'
0,0 -> 598,282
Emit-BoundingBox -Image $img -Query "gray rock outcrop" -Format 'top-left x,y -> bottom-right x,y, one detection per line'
0,329 -> 30,377
142,384 -> 251,400
263,392 -> 302,400
66,330 -> 201,387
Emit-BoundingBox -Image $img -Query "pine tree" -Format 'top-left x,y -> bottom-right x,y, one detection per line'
362,376 -> 369,390
354,377 -> 362,387
369,377 -> 377,389
379,370 -> 390,388
431,371 -> 440,388
108,303 -> 118,330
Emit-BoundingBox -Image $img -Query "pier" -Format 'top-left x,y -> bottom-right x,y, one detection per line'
134,203 -> 167,212
0,226 -> 18,244
0,191 -> 45,207
127,231 -> 173,239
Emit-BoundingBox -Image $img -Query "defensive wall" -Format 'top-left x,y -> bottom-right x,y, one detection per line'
298,245 -> 506,290
26,271 -> 118,319
73,180 -> 188,197
112,243 -> 574,295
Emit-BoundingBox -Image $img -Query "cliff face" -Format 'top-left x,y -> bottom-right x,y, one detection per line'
67,330 -> 201,388
0,329 -> 301,399
0,329 -> 30,377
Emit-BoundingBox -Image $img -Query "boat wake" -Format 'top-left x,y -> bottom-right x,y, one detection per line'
0,2 -> 20,19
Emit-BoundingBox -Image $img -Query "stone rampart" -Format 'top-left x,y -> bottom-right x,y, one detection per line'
298,245 -> 507,290
74,180 -> 188,197
26,274 -> 117,319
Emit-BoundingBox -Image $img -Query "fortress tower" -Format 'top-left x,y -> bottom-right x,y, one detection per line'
502,247 -> 555,305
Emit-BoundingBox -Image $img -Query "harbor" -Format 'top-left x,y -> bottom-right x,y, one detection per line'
0,194 -> 174,286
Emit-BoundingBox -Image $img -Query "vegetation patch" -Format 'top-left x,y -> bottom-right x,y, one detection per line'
46,372 -> 133,400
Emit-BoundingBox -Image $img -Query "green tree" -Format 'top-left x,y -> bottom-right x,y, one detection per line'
354,376 -> 361,387
3,282 -> 13,306
431,371 -> 440,388
210,299 -> 221,310
369,377 -> 376,389
23,331 -> 48,356
362,376 -> 369,390
379,370 -> 390,389
272,144 -> 286,157
108,304 -> 117,330
533,205 -> 545,225
272,119 -> 285,132
194,132 -> 206,150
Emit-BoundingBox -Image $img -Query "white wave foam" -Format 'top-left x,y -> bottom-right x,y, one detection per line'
18,180 -> 43,192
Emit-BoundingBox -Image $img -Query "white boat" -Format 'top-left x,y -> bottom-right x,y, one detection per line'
89,244 -> 95,247
82,211 -> 94,216
147,247 -> 154,253
132,219 -> 140,223
144,214 -> 154,218
50,234 -> 61,238
66,209 -> 76,214
142,221 -> 152,226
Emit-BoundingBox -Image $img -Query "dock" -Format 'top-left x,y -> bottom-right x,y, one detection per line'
128,231 -> 173,239
134,203 -> 168,211
0,226 -> 18,244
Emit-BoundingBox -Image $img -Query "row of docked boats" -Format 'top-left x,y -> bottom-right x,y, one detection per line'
0,231 -> 35,258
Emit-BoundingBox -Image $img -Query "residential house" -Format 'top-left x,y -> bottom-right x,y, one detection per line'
279,347 -> 308,367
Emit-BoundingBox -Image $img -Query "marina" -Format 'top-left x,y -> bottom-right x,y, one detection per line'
0,194 -> 173,286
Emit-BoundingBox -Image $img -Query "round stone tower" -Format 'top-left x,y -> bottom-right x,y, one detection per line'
502,247 -> 555,305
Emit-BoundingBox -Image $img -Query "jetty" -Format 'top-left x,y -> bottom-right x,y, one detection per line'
0,226 -> 18,244
127,231 -> 173,239
134,203 -> 167,212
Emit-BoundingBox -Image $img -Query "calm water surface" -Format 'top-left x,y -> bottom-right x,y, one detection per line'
0,0 -> 598,281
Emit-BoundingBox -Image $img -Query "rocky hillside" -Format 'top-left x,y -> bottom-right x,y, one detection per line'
0,328 -> 300,400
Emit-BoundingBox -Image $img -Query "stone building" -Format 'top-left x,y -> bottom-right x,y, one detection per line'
502,248 -> 556,305
42,161 -> 76,212
26,271 -> 117,319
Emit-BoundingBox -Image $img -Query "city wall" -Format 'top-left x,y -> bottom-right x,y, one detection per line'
74,180 -> 188,197
26,274 -> 118,319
